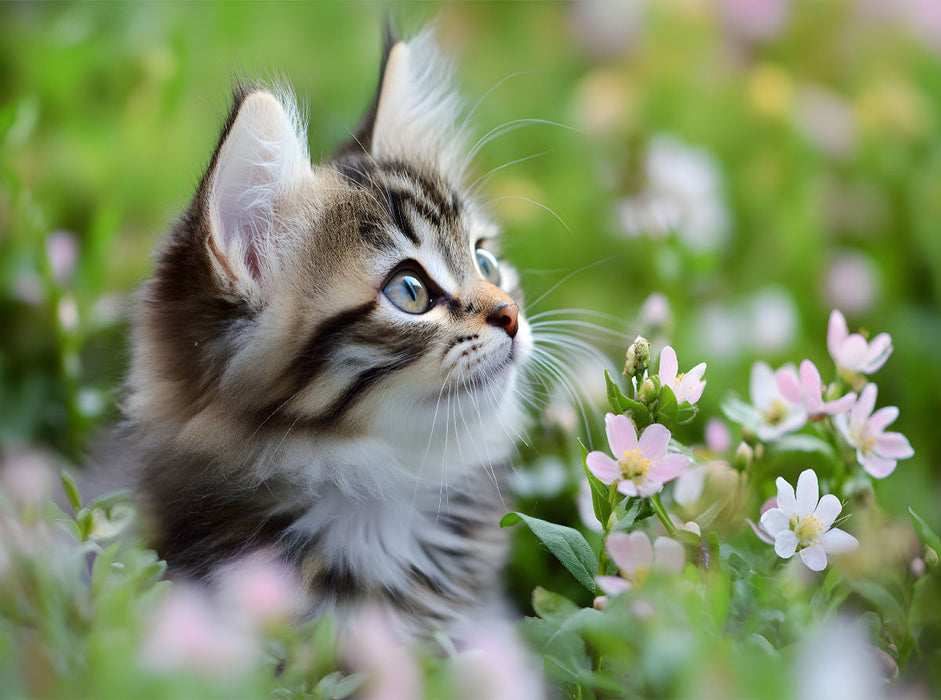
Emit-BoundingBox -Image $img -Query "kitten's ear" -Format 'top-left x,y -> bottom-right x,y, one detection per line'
339,30 -> 465,178
203,88 -> 310,285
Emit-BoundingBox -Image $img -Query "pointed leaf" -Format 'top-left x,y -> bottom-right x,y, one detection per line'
501,512 -> 598,592
909,508 -> 941,553
60,470 -> 82,513
579,438 -> 611,527
677,401 -> 699,424
655,384 -> 679,431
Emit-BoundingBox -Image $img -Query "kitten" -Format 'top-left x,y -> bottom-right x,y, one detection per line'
112,30 -> 532,638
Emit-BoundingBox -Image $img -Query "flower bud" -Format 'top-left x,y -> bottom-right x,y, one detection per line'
733,441 -> 754,470
925,547 -> 939,570
639,376 -> 660,404
623,336 -> 651,378
911,557 -> 926,578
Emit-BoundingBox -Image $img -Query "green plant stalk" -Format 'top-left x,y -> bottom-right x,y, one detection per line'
650,492 -> 677,537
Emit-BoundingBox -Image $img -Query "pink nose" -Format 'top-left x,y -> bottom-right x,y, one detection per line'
487,303 -> 519,339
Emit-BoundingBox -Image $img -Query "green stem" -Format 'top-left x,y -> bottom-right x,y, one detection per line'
650,492 -> 677,537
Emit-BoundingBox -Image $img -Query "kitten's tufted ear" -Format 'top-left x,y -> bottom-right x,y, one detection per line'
203,88 -> 310,285
338,30 -> 466,179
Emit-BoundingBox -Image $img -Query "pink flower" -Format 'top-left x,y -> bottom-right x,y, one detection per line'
746,362 -> 808,440
344,608 -> 421,700
454,620 -> 545,700
834,384 -> 914,478
827,310 -> 892,374
45,231 -> 79,286
705,418 -> 732,453
657,346 -> 707,405
777,359 -> 857,420
759,469 -> 859,571
216,551 -> 303,627
596,531 -> 684,597
586,414 -> 691,497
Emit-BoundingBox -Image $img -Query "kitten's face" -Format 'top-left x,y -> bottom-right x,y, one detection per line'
129,35 -> 530,477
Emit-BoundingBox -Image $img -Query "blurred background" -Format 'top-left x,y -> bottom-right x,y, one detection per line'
1,0 -> 939,640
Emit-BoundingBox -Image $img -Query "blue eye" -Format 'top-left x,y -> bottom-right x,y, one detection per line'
383,270 -> 432,314
475,247 -> 501,286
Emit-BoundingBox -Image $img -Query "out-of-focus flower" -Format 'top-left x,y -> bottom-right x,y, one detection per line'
638,293 -> 672,333
717,0 -> 792,43
759,469 -> 859,571
344,607 -> 421,700
901,0 -> 941,54
510,456 -> 568,499
454,620 -> 545,700
796,619 -> 888,700
746,287 -> 798,354
747,496 -> 778,544
617,135 -> 731,253
827,310 -> 892,375
674,462 -> 708,507
216,551 -> 303,627
824,252 -> 880,315
45,231 -> 79,286
777,359 -> 857,420
596,531 -> 684,597
568,0 -> 644,59
657,346 -> 707,405
57,295 -> 79,331
795,85 -> 857,159
0,449 -> 56,506
705,419 -> 732,454
586,414 -> 691,497
747,63 -> 794,120
745,362 -> 808,441
576,479 -> 604,534
573,68 -> 635,136
140,585 -> 257,680
734,441 -> 755,470
834,384 -> 914,478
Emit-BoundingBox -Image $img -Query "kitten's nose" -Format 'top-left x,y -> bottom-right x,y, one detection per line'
487,303 -> 519,339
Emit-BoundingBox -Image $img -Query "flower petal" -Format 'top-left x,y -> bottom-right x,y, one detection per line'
595,576 -> 631,597
634,478 -> 663,497
795,469 -> 819,519
851,384 -> 877,431
874,431 -> 914,460
605,413 -> 638,456
658,346 -> 678,386
799,544 -> 828,571
836,335 -> 869,372
750,362 -> 778,408
868,406 -> 899,433
859,453 -> 897,479
820,528 -> 859,555
827,309 -> 848,362
616,479 -> 639,497
648,453 -> 690,484
776,365 -> 802,403
861,332 -> 892,373
775,477 -> 796,515
607,531 -> 652,575
774,531 -> 798,559
760,508 -> 789,537
822,391 -> 857,416
638,423 -> 671,460
586,452 -> 620,484
653,537 -> 685,574
813,494 -> 842,531
747,518 -> 775,545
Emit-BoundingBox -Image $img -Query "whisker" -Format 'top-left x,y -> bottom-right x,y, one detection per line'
523,258 -> 616,312
487,194 -> 575,237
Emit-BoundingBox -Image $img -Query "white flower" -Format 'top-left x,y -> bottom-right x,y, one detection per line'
834,383 -> 914,478
759,469 -> 859,571
595,530 -> 685,597
746,361 -> 808,440
827,309 -> 892,374
657,346 -> 707,405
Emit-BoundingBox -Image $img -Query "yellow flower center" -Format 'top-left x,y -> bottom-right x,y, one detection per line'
618,448 -> 651,482
790,514 -> 824,549
764,399 -> 788,425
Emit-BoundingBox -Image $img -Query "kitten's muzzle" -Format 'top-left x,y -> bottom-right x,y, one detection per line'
487,302 -> 519,339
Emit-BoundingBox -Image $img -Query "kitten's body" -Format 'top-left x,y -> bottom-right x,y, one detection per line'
113,33 -> 531,637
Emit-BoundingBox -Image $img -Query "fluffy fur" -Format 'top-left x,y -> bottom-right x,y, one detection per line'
110,30 -> 534,638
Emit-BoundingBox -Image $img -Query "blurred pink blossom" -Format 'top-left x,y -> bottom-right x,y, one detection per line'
596,531 -> 684,597
705,419 -> 732,454
824,253 -> 879,315
639,292 -> 673,331
0,449 -> 56,506
746,362 -> 808,441
777,359 -> 857,420
45,231 -> 79,286
140,585 -> 256,679
455,621 -> 545,700
586,414 -> 691,497
717,0 -> 792,42
827,310 -> 892,375
344,607 -> 421,700
569,0 -> 644,59
834,384 -> 914,478
216,551 -> 303,627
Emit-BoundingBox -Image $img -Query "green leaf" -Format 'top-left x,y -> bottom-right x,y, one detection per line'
770,434 -> 836,457
579,438 -> 611,528
60,470 -> 82,514
677,400 -> 699,424
728,553 -> 750,579
532,586 -> 581,624
612,497 -> 655,531
909,507 -> 941,552
501,512 -> 598,592
655,384 -> 679,431
851,581 -> 906,624
604,369 -> 652,428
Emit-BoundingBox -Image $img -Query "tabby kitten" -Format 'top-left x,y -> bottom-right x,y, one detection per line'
116,31 -> 532,638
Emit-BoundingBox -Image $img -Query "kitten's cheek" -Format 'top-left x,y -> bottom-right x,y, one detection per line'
513,318 -> 533,363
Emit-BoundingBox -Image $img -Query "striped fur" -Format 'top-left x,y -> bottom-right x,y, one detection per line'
114,31 -> 532,638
